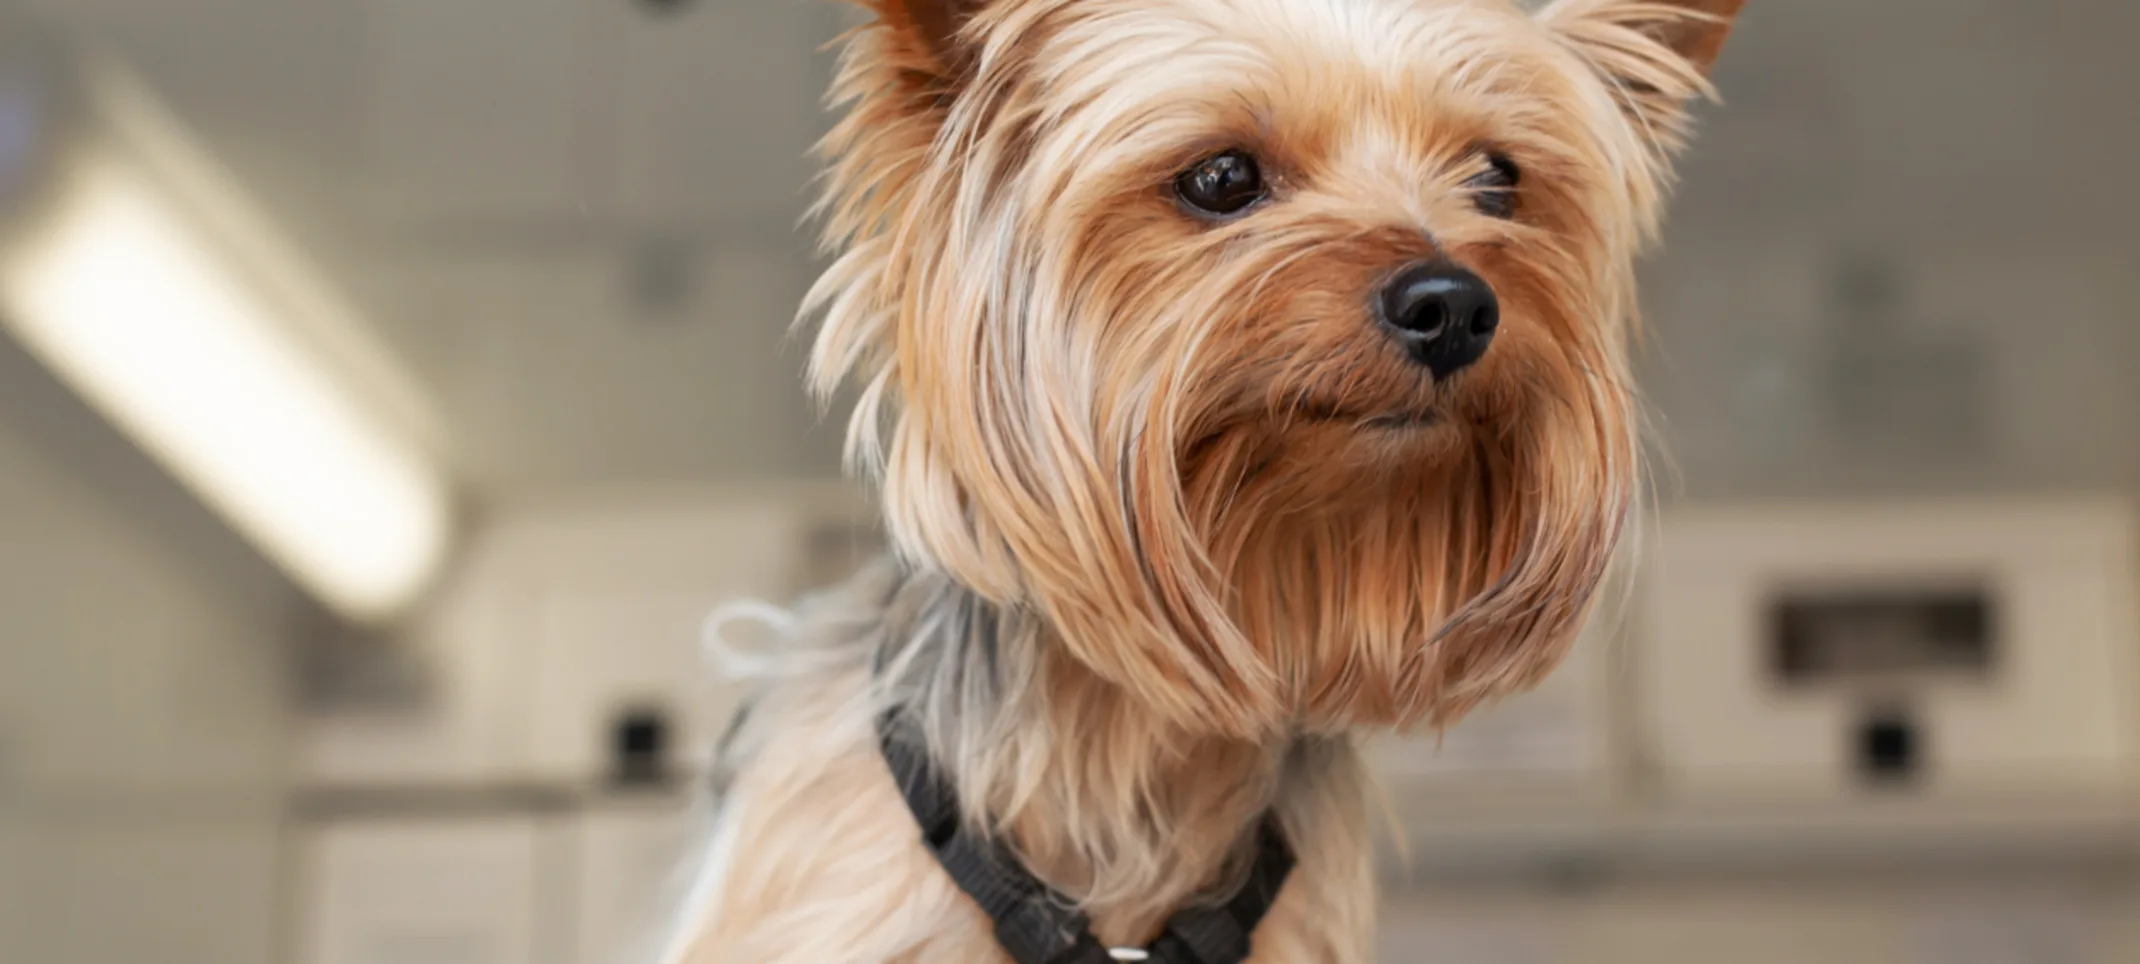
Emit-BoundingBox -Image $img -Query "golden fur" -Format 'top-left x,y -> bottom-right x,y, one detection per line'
664,0 -> 1740,960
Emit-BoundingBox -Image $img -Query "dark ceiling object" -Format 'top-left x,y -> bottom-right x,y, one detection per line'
638,0 -> 696,15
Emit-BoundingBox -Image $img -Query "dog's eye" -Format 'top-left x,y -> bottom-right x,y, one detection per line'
1465,154 -> 1521,219
1174,150 -> 1266,217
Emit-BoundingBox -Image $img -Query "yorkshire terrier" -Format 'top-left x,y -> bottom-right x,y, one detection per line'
664,0 -> 1740,960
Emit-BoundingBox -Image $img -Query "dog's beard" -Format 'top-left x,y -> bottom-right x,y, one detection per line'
1186,375 -> 1637,733
859,327 -> 1636,741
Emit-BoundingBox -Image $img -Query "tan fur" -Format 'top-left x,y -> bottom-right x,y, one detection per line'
664,0 -> 1738,960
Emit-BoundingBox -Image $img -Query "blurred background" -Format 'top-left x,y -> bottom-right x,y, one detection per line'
0,0 -> 2136,962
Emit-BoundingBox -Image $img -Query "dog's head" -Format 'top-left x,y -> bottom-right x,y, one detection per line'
809,0 -> 1740,737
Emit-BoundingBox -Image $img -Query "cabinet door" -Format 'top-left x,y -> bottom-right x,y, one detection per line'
298,817 -> 549,964
570,807 -> 712,964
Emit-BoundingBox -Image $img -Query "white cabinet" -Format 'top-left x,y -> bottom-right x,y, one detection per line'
293,485 -> 877,964
300,483 -> 881,791
1638,496 -> 2140,805
496,485 -> 879,789
1375,496 -> 2140,872
520,590 -> 749,791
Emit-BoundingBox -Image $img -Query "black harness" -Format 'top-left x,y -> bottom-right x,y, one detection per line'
877,714 -> 1295,964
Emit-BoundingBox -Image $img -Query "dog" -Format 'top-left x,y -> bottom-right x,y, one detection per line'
661,0 -> 1740,960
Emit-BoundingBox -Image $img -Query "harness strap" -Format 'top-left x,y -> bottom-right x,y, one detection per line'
877,713 -> 1294,964
1146,820 -> 1293,964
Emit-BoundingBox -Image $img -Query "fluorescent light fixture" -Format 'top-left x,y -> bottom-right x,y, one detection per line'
0,63 -> 452,622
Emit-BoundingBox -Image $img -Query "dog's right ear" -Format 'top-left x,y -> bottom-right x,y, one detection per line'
1537,0 -> 1742,158
868,0 -> 988,75
1538,0 -> 1743,82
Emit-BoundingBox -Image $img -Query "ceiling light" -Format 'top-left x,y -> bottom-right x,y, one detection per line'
0,48 -> 453,622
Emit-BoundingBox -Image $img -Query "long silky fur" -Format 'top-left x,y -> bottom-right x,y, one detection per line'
656,0 -> 1737,961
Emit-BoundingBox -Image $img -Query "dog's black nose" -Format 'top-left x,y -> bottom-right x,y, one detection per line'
1378,259 -> 1499,378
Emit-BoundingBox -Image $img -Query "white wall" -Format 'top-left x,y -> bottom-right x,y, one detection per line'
0,337 -> 302,964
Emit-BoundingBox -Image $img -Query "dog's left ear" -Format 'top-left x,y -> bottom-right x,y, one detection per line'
869,0 -> 989,76
1539,0 -> 1744,137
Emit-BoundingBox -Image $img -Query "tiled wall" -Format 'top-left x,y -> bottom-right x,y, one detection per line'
1645,0 -> 2140,502
0,336 -> 300,963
